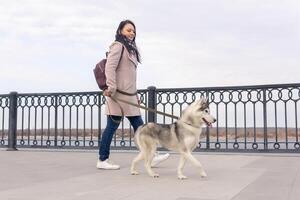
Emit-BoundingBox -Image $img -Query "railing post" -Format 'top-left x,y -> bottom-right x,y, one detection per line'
205,90 -> 210,149
263,89 -> 268,150
7,91 -> 18,151
147,86 -> 157,123
54,95 -> 58,147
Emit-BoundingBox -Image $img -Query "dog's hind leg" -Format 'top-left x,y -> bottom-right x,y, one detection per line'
177,154 -> 187,180
144,145 -> 159,178
183,152 -> 207,178
131,152 -> 144,175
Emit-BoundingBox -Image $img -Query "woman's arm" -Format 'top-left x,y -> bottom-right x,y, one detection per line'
105,42 -> 123,96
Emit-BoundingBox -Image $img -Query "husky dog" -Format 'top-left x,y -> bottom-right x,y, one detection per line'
130,98 -> 216,179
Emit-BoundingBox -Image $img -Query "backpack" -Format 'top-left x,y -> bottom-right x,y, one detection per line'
93,46 -> 124,90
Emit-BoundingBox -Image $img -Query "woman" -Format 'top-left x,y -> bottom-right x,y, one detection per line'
97,20 -> 169,170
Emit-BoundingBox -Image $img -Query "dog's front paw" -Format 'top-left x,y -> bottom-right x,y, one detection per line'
131,170 -> 139,175
150,173 -> 159,178
178,174 -> 188,180
200,171 -> 207,178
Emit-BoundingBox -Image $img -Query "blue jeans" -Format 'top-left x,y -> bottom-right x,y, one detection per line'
99,115 -> 144,161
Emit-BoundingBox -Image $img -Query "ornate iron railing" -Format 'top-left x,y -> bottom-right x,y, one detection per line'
1,83 -> 299,152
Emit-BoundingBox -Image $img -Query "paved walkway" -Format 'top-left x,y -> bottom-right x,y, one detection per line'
1,149 -> 300,200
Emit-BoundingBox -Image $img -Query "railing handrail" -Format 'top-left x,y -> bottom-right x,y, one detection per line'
155,83 -> 300,92
1,83 -> 299,96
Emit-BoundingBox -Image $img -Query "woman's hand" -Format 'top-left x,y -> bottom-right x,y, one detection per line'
103,90 -> 112,97
136,95 -> 141,105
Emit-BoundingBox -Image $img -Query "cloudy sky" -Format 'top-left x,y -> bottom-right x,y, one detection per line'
0,0 -> 299,94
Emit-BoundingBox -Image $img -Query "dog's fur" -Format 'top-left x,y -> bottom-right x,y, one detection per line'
130,98 -> 216,179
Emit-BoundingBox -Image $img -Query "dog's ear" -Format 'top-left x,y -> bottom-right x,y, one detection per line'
199,98 -> 209,110
197,98 -> 203,104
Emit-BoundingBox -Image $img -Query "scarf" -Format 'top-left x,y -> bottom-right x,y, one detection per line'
115,35 -> 140,61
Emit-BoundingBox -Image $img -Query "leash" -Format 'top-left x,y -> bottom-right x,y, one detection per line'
105,89 -> 138,123
110,96 -> 179,120
105,90 -> 179,123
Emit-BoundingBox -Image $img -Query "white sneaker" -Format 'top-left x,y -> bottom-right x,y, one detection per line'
96,159 -> 120,170
151,153 -> 170,167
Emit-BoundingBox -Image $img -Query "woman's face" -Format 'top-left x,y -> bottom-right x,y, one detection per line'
120,23 -> 135,41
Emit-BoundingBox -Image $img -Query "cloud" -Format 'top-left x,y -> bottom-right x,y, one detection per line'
0,0 -> 299,94
1,0 -> 147,44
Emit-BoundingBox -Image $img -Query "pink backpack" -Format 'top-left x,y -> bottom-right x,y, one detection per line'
93,46 -> 124,90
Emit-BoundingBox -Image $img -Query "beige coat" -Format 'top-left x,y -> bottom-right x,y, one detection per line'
105,41 -> 141,116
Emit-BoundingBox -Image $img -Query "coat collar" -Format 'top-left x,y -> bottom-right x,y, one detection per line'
126,50 -> 138,66
116,42 -> 138,66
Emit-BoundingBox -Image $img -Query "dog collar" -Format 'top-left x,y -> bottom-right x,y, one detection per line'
181,121 -> 201,129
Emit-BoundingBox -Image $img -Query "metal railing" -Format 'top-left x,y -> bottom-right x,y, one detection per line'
0,83 -> 299,152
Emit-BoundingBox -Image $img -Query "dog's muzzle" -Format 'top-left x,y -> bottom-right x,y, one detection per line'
202,118 -> 216,127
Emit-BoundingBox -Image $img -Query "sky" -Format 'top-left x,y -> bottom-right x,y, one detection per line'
0,0 -> 299,94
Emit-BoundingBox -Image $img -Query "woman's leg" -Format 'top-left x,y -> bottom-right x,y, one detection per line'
127,115 -> 144,132
99,115 -> 122,161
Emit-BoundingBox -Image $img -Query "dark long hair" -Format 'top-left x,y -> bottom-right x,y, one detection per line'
115,20 -> 141,63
